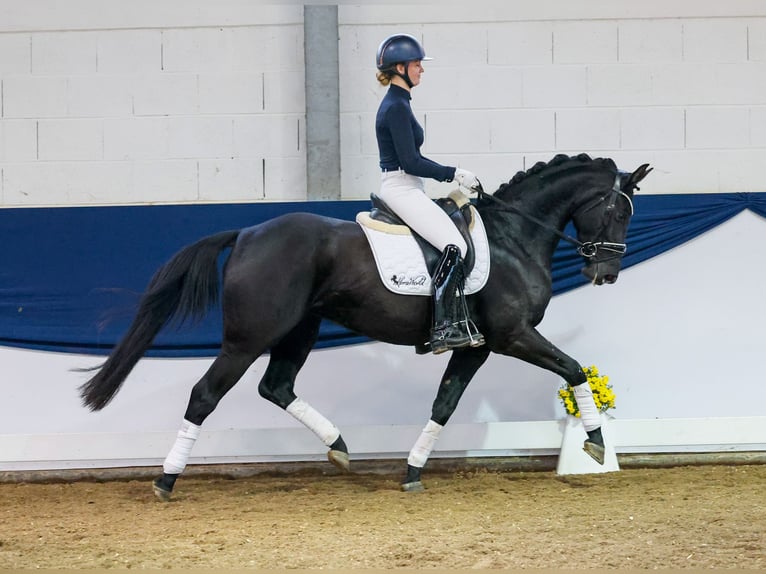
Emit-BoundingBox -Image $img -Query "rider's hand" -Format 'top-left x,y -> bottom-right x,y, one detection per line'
454,168 -> 482,193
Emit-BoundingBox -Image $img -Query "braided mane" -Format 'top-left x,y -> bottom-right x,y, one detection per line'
493,153 -> 617,197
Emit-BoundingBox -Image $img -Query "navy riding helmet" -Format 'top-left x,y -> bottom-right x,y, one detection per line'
375,33 -> 432,86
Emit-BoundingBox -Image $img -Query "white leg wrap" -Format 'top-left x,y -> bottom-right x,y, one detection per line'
286,398 -> 340,446
162,419 -> 201,475
573,383 -> 601,432
407,420 -> 443,468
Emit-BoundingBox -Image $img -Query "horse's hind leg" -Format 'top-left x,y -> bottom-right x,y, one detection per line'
257,314 -> 350,471
402,345 -> 490,492
152,348 -> 255,501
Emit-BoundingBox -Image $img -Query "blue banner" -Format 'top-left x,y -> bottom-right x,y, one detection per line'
1,193 -> 764,356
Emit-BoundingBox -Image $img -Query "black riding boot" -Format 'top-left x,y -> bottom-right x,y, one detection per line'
429,244 -> 484,355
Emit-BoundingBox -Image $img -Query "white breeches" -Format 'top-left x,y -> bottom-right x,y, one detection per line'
378,171 -> 467,257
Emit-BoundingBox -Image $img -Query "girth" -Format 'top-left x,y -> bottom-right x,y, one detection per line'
368,190 -> 476,275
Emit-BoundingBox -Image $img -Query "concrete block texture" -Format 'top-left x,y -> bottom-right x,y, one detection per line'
97,30 -> 162,74
162,26 -> 304,73
340,113 -> 363,157
166,117 -> 233,160
32,32 -> 98,75
553,21 -> 618,64
751,107 -> 766,147
422,24 -> 488,67
3,76 -> 68,118
645,149 -> 766,194
682,20 -> 749,63
0,120 -> 36,162
67,76 -> 133,117
340,153 -> 378,200
416,66 -> 523,111
264,156 -> 307,200
556,109 -> 621,151
522,66 -> 587,108
489,110 -> 556,153
620,108 -> 685,150
2,161 -> 133,205
618,20 -> 683,63
38,119 -> 103,161
3,4 -> 766,207
424,111 -> 491,154
104,118 -> 169,160
264,70 -> 305,114
233,116 -> 303,158
488,22 -> 553,65
131,160 -> 199,203
198,159 -> 263,201
132,74 -> 199,116
198,74 -> 263,115
749,19 -> 766,62
339,74 -> 387,115
0,33 -> 30,74
587,64 -> 654,107
685,107 -> 751,149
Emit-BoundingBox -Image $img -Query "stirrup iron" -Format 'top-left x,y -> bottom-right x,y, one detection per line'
456,278 -> 485,348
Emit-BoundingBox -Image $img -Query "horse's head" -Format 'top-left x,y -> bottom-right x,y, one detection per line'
572,162 -> 652,285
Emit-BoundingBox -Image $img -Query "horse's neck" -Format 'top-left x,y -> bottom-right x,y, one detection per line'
481,178 -> 585,264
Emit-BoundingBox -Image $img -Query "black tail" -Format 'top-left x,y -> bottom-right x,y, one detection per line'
79,229 -> 240,411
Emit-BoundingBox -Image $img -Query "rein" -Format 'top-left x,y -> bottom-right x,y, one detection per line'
475,173 -> 630,260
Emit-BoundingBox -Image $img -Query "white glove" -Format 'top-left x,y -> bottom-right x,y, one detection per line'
454,168 -> 482,193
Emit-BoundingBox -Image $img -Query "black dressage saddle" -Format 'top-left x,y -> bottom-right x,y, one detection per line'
367,192 -> 477,275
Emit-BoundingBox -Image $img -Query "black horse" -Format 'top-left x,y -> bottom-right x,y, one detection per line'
80,153 -> 651,499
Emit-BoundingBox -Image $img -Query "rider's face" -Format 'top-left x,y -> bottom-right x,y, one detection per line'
397,60 -> 424,87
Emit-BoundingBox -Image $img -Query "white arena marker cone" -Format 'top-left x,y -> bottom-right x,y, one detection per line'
557,413 -> 619,475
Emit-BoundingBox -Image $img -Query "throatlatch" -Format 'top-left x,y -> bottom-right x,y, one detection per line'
429,244 -> 485,354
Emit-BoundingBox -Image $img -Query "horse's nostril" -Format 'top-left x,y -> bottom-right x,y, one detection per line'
604,275 -> 618,284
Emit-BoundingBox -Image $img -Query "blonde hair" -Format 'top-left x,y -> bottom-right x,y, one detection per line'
376,70 -> 393,86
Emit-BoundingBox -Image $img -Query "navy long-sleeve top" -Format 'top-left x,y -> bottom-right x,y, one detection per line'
375,84 -> 456,182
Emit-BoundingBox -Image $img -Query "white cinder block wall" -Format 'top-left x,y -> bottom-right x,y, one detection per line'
339,4 -> 766,199
0,4 -> 307,206
2,2 -> 766,206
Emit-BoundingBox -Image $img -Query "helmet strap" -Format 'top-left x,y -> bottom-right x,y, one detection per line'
392,62 -> 414,88
393,70 -> 414,88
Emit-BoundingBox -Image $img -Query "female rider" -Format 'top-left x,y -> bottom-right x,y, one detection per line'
375,33 -> 484,354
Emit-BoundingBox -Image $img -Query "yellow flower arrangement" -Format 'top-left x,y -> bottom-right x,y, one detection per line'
558,365 -> 615,417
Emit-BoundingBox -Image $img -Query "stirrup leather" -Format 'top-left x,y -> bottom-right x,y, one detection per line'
429,245 -> 485,355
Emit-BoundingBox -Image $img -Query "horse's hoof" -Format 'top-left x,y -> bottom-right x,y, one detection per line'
401,481 -> 425,493
583,440 -> 605,465
152,481 -> 172,502
327,449 -> 350,472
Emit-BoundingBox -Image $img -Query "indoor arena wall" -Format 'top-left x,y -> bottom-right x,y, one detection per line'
1,2 -> 765,470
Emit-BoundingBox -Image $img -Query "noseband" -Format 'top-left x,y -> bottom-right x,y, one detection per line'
571,173 -> 633,260
476,173 -> 632,261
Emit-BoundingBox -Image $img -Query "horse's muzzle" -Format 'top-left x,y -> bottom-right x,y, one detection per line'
582,262 -> 620,285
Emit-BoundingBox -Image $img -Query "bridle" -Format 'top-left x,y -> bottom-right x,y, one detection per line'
476,172 -> 633,261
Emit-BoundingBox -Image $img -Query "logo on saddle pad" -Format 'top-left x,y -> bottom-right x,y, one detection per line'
356,205 -> 491,297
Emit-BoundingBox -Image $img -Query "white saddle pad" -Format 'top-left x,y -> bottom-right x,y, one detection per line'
356,205 -> 491,296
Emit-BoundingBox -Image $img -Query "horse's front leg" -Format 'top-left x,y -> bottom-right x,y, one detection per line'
402,345 -> 490,492
500,327 -> 606,464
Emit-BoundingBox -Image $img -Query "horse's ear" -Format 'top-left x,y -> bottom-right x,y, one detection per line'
627,163 -> 652,189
